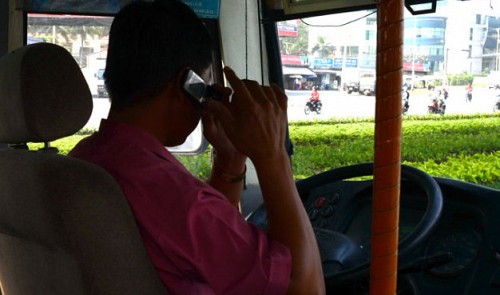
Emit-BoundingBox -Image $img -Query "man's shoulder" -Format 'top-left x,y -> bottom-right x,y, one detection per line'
69,133 -> 100,160
70,131 -> 148,174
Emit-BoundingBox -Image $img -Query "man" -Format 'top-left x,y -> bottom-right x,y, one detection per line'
311,87 -> 320,101
465,83 -> 473,102
70,1 -> 324,294
310,87 -> 321,108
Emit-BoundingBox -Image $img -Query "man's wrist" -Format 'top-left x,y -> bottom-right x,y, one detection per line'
212,149 -> 246,169
211,148 -> 247,183
251,150 -> 290,171
212,163 -> 246,183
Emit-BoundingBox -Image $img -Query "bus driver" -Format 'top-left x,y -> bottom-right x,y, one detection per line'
70,1 -> 324,295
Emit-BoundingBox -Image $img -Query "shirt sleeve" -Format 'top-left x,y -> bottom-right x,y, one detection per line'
158,188 -> 292,295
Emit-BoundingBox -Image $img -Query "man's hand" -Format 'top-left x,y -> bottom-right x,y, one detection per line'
206,67 -> 325,295
205,67 -> 288,167
202,83 -> 246,207
202,91 -> 246,172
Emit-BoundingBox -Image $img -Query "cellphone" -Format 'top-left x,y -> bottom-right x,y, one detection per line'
182,69 -> 221,106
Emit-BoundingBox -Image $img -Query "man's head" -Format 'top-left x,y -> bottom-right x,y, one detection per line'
104,0 -> 213,109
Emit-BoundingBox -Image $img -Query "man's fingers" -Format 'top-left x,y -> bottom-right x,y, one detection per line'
262,85 -> 278,105
271,83 -> 288,112
223,68 -> 248,100
242,79 -> 267,104
205,100 -> 236,134
210,83 -> 233,106
201,112 -> 216,138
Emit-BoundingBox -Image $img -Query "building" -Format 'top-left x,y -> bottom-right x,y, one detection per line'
482,16 -> 500,72
278,0 -> 500,89
278,20 -> 317,90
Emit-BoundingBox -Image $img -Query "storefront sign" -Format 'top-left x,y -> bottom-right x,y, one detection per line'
333,58 -> 358,68
278,20 -> 299,37
313,58 -> 333,69
282,55 -> 303,65
403,62 -> 428,72
181,0 -> 220,19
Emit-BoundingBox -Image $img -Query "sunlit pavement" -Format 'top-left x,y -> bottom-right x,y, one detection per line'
286,86 -> 499,122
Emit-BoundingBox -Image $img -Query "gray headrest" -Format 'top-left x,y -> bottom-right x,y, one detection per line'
0,43 -> 92,143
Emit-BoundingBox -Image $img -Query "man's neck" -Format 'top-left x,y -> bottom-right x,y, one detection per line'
107,101 -> 168,145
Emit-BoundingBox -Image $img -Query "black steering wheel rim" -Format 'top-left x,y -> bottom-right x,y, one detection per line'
295,163 -> 442,256
247,162 -> 443,284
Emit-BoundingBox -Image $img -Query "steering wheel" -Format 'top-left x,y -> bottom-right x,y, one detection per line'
247,163 -> 443,286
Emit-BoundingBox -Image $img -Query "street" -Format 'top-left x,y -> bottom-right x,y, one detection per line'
84,86 -> 500,129
286,86 -> 499,122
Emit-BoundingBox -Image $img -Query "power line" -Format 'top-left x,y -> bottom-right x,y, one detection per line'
300,10 -> 376,28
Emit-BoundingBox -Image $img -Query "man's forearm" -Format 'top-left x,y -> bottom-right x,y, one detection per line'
253,153 -> 325,295
207,155 -> 246,208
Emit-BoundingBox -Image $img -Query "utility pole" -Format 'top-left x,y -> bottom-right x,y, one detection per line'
411,18 -> 416,89
444,48 -> 449,85
496,28 -> 500,71
411,18 -> 420,89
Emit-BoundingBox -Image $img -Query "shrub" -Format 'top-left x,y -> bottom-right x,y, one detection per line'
289,114 -> 500,186
30,114 -> 500,188
447,73 -> 474,86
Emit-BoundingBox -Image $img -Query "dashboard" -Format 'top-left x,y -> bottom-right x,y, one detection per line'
246,165 -> 500,294
299,177 -> 500,294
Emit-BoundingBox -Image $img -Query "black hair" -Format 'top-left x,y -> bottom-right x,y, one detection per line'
104,0 -> 213,109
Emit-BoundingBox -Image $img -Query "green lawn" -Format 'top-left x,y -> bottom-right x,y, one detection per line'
32,113 -> 500,189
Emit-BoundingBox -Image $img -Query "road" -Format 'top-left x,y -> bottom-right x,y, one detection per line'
84,86 -> 500,129
286,86 -> 499,122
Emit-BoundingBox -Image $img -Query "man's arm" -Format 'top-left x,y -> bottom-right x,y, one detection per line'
206,150 -> 246,208
207,67 -> 325,295
253,150 -> 325,295
202,106 -> 247,208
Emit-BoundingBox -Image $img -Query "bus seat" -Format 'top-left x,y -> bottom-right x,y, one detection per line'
0,43 -> 167,295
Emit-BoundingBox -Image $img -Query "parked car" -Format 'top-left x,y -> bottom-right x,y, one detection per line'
96,68 -> 108,98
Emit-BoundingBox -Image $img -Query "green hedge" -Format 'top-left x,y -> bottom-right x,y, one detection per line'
289,114 -> 500,187
406,152 -> 500,184
31,113 -> 500,188
447,73 -> 474,86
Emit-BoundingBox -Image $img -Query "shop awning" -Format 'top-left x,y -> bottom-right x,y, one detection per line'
313,69 -> 341,75
282,66 -> 317,78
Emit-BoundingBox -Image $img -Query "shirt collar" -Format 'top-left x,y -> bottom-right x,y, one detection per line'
97,119 -> 174,162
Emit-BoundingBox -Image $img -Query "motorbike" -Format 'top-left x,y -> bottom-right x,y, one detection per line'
402,88 -> 410,114
428,94 -> 446,115
304,99 -> 322,115
465,90 -> 472,102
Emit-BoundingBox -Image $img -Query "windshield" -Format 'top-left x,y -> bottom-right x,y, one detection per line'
278,1 -> 500,120
277,0 -> 500,189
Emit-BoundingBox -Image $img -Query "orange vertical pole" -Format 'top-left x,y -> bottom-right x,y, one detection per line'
370,0 -> 404,294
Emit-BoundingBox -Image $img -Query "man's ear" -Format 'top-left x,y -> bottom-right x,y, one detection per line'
161,69 -> 189,102
176,68 -> 191,93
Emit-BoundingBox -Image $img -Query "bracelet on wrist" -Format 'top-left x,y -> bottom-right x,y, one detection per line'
213,163 -> 246,183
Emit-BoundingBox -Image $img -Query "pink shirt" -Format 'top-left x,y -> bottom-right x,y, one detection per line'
69,120 -> 291,295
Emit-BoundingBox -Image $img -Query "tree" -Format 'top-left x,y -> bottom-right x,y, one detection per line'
279,20 -> 310,56
311,36 -> 335,58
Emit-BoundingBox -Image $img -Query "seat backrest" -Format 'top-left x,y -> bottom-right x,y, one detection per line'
0,43 -> 167,295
